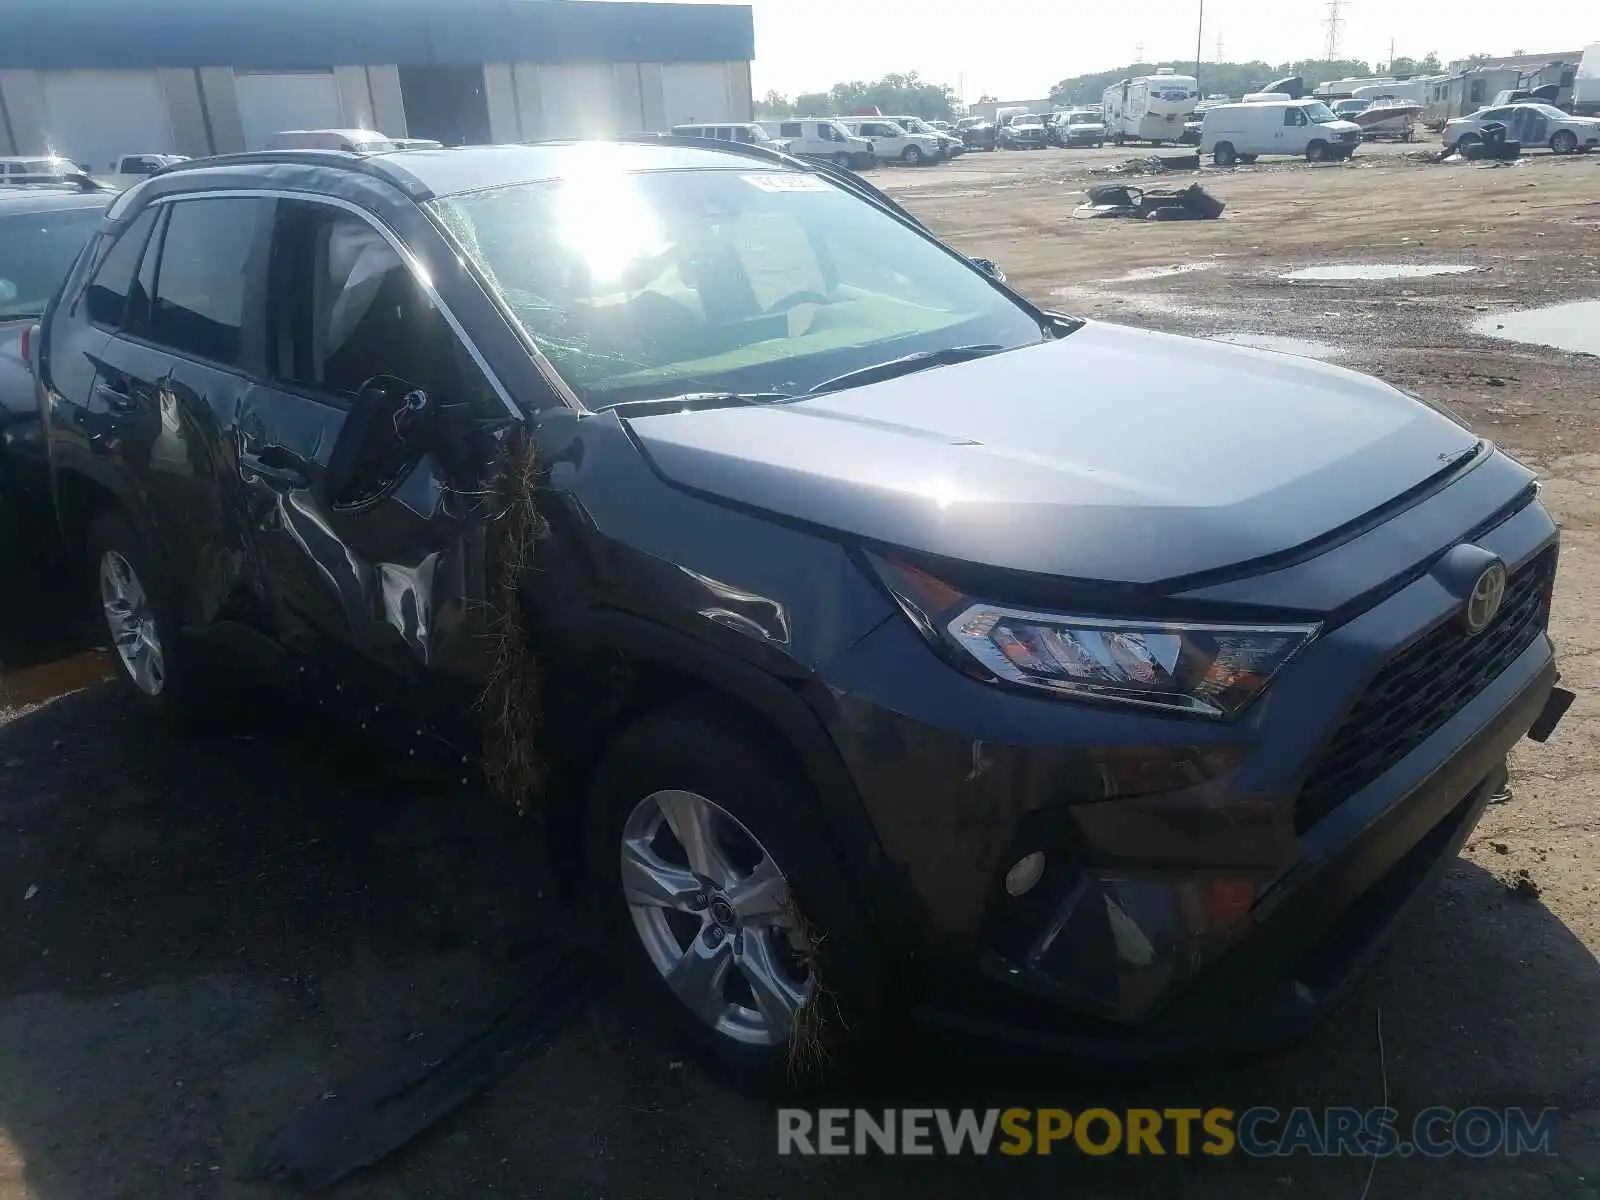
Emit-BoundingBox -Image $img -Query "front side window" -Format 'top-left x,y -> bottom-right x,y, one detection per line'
149,197 -> 272,367
0,204 -> 107,320
83,206 -> 159,327
268,202 -> 502,418
430,160 -> 1048,408
1284,107 -> 1308,127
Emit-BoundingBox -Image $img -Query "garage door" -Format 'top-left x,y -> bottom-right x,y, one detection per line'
662,64 -> 733,128
41,71 -> 173,174
236,71 -> 345,151
538,65 -> 620,138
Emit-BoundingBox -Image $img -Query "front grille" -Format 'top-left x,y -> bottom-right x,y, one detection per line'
1294,547 -> 1556,834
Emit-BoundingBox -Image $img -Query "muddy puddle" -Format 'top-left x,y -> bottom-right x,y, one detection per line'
0,651 -> 113,710
1469,300 -> 1600,356
1210,333 -> 1342,359
1281,264 -> 1478,282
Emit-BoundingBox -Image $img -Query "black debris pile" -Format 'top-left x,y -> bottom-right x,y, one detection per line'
1074,182 -> 1226,221
1463,122 -> 1522,161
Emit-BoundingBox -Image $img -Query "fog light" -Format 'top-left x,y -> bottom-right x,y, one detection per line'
1004,852 -> 1046,896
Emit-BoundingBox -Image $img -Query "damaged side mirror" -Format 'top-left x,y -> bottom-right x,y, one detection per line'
326,375 -> 437,511
970,257 -> 1007,284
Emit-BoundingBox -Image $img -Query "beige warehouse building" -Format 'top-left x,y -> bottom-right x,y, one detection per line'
0,0 -> 755,171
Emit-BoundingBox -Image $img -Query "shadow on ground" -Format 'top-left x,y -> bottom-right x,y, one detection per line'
0,682 -> 1594,1199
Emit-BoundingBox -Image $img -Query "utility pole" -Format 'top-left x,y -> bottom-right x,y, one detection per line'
1324,0 -> 1346,61
1194,0 -> 1204,93
1388,38 -> 1396,71
1216,33 -> 1224,62
1135,41 -> 1145,66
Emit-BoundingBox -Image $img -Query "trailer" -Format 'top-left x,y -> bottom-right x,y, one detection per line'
1101,69 -> 1199,145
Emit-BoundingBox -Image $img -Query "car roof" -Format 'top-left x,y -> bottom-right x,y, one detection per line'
125,140 -> 813,206
0,188 -> 112,212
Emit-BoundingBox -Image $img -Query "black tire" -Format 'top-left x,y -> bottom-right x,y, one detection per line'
1306,139 -> 1329,163
1212,142 -> 1237,167
85,509 -> 196,718
1452,132 -> 1481,154
1550,129 -> 1578,155
901,145 -> 924,166
1237,152 -> 1258,164
586,697 -> 889,1089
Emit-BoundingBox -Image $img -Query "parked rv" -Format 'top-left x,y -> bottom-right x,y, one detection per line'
1201,98 -> 1362,165
1577,43 -> 1600,116
1101,69 -> 1200,144
760,119 -> 874,168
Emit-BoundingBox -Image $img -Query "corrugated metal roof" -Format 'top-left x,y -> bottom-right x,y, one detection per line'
0,0 -> 755,70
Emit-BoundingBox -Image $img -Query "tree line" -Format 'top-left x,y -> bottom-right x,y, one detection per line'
754,53 -> 1448,120
1048,54 -> 1443,105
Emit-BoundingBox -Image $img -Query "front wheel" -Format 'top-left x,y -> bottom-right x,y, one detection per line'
1306,139 -> 1330,162
587,699 -> 887,1086
1212,142 -> 1237,167
901,145 -> 924,165
1551,129 -> 1578,155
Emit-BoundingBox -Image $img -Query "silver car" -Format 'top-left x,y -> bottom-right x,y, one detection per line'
1444,103 -> 1600,154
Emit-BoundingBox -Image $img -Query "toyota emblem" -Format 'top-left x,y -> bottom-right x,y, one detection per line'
1463,561 -> 1507,635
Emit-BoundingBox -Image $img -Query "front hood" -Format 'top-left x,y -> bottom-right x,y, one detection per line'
626,323 -> 1482,587
1322,120 -> 1362,134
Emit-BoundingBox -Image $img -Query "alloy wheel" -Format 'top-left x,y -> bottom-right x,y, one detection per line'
620,789 -> 812,1046
100,550 -> 165,696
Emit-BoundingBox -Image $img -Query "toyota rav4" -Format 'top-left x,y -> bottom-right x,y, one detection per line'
33,138 -> 1568,1081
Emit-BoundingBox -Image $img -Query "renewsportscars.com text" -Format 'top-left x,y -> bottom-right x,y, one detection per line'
777,1106 -> 1560,1158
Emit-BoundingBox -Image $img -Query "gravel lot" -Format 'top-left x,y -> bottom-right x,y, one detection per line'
2,140 -> 1597,1199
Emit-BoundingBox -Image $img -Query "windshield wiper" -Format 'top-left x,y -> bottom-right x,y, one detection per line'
605,391 -> 795,417
806,345 -> 1006,395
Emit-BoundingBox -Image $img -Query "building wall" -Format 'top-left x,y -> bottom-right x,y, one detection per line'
2,57 -> 751,156
484,60 -> 749,141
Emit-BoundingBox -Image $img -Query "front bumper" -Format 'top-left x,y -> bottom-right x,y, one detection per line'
917,647 -> 1558,1059
816,475 -> 1560,1058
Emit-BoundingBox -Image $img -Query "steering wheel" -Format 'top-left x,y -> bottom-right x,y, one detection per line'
766,290 -> 831,314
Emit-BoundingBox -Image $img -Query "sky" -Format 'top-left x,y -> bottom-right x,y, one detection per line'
678,0 -> 1595,103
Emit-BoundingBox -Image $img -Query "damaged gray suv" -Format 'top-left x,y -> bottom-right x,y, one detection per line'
34,138 -> 1569,1079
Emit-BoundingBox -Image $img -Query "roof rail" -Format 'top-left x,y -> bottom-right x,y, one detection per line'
147,149 -> 430,198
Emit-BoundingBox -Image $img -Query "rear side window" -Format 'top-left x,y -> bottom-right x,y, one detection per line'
779,123 -> 802,138
84,206 -> 159,328
150,197 -> 272,367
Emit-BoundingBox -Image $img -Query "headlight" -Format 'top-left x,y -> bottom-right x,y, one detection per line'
870,555 -> 1318,719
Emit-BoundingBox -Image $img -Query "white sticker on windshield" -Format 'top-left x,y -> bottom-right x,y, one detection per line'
741,173 -> 831,193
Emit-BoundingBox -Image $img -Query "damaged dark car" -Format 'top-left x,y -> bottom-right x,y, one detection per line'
33,138 -> 1569,1081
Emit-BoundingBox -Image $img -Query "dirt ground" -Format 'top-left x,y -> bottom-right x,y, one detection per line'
2,141 -> 1599,1199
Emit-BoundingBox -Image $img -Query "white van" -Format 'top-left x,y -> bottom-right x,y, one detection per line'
759,118 -> 874,168
670,122 -> 788,151
1201,99 -> 1362,165
264,129 -> 401,153
838,117 -> 943,165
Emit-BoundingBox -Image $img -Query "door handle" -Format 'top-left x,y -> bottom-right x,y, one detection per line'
239,445 -> 311,490
92,380 -> 139,415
